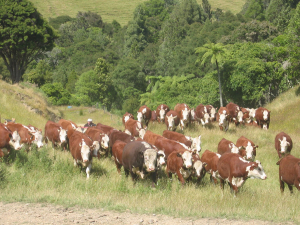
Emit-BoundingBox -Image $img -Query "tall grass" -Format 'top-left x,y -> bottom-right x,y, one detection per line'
1,85 -> 300,222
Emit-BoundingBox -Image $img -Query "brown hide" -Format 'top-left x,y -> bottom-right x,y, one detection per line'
122,112 -> 134,126
156,104 -> 170,123
154,136 -> 187,160
255,107 -> 271,129
124,118 -> 142,137
112,140 -> 127,174
143,130 -> 163,146
164,110 -> 180,131
6,122 -> 33,146
162,130 -> 192,147
137,105 -> 152,127
200,150 -> 220,184
275,132 -> 293,158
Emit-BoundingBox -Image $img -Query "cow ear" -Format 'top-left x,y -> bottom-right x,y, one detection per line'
255,145 -> 259,149
177,152 -> 182,157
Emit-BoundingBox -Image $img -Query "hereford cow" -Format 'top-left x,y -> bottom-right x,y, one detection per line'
275,132 -> 293,158
217,138 -> 244,156
201,150 -> 221,184
217,107 -> 229,131
247,108 -> 257,122
217,153 -> 267,196
206,105 -> 217,122
166,150 -> 194,185
255,107 -> 271,130
112,140 -> 127,174
122,112 -> 134,126
137,105 -> 152,128
276,155 -> 300,193
162,130 -> 201,154
236,136 -> 258,161
124,118 -> 146,139
27,124 -> 44,148
150,110 -> 157,124
226,102 -> 244,126
195,104 -> 210,127
85,127 -> 109,157
69,132 -> 95,178
174,103 -> 191,130
143,130 -> 163,146
156,104 -> 170,123
122,141 -> 159,186
58,119 -> 83,133
189,153 -> 207,184
164,110 -> 180,131
44,121 -> 67,149
241,108 -> 250,124
0,124 -> 22,156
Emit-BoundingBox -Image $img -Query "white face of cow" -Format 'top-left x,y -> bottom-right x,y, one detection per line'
80,140 -> 91,166
203,112 -> 210,124
210,107 -> 216,119
180,151 -> 193,169
143,149 -> 157,172
229,143 -> 239,154
247,160 -> 267,180
279,137 -> 290,154
191,135 -> 201,153
237,111 -> 244,123
157,150 -> 166,167
138,128 -> 146,139
219,113 -> 226,126
182,107 -> 190,121
262,123 -> 268,130
59,128 -> 67,144
245,141 -> 255,161
137,112 -> 143,123
193,160 -> 205,177
33,130 -> 44,148
160,108 -> 166,121
166,115 -> 177,130
124,115 -> 130,123
263,110 -> 269,121
9,131 -> 22,150
101,134 -> 109,149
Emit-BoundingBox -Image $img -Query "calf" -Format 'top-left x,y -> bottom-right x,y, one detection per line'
217,138 -> 244,155
276,155 -> 300,193
0,124 -> 22,156
122,141 -> 158,186
255,107 -> 271,130
201,150 -> 221,184
27,124 -> 44,148
164,110 -> 180,131
112,140 -> 127,174
85,127 -> 109,157
166,150 -> 194,185
137,105 -> 152,128
44,121 -> 67,149
189,153 -> 207,184
6,122 -> 35,150
226,102 -> 244,126
195,104 -> 210,126
156,104 -> 170,123
217,153 -> 267,196
236,136 -> 258,161
275,132 -> 293,158
206,105 -> 217,122
174,103 -> 191,130
217,107 -> 229,131
124,118 -> 146,139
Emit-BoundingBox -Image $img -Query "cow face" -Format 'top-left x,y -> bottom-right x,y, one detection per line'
137,112 -> 143,123
219,113 -> 229,131
79,140 -> 91,166
279,137 -> 290,154
58,128 -> 67,144
182,107 -> 190,122
100,134 -> 109,149
178,151 -> 193,169
138,128 -> 146,139
263,110 -> 269,121
247,160 -> 267,180
229,143 -> 240,154
33,130 -> 44,148
203,112 -> 210,124
157,150 -> 166,167
248,108 -> 256,119
237,111 -> 244,123
159,107 -> 166,121
166,115 -> 177,130
143,149 -> 157,172
245,141 -> 256,161
193,160 -> 206,178
210,107 -> 216,120
9,131 -> 22,150
191,135 -> 201,154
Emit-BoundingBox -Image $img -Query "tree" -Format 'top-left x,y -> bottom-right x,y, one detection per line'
0,0 -> 58,83
195,43 -> 227,107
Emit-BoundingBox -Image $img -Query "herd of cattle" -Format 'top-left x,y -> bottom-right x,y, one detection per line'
0,102 -> 299,196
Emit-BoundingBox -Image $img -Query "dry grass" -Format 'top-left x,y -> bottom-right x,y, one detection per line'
30,0 -> 246,26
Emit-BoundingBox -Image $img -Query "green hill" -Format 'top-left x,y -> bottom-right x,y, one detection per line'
29,0 -> 246,26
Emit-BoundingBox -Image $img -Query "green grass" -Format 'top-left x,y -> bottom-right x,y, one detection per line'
29,0 -> 246,26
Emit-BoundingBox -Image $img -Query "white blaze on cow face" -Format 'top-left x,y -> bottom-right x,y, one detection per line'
190,109 -> 195,120
33,130 -> 44,148
143,149 -> 157,172
229,143 -> 239,154
193,160 -> 205,177
138,128 -> 146,139
263,110 -> 269,121
246,160 -> 267,180
180,151 -> 193,169
101,134 -> 109,149
210,107 -> 216,119
9,131 -> 22,150
59,128 -> 67,144
219,113 -> 229,131
166,114 -> 177,130
137,112 -> 143,123
124,115 -> 131,123
248,108 -> 256,119
80,140 -> 91,166
191,135 -> 201,154
262,123 -> 268,130
237,111 -> 244,123
203,112 -> 210,124
245,141 -> 255,161
124,129 -> 131,135
157,150 -> 166,167
182,107 -> 190,122
160,107 -> 166,121
279,137 -> 290,154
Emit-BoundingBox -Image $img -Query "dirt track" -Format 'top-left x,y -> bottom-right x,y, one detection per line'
0,202 -> 294,225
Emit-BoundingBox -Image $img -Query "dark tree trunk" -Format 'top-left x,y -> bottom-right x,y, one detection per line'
216,60 -> 223,107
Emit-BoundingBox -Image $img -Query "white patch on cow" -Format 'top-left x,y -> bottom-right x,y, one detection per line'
1,148 -> 9,155
166,114 -> 177,130
101,134 -> 109,149
157,150 -> 166,167
191,135 -> 201,153
86,161 -> 92,179
139,129 -> 146,139
10,131 -> 22,150
71,123 -> 77,130
231,176 -> 245,188
124,129 -> 131,135
219,114 -> 229,131
191,109 -> 195,120
247,161 -> 267,180
143,149 -> 157,172
210,107 -> 216,119
177,142 -> 190,150
80,139 -> 91,165
237,111 -> 244,123
230,143 -> 239,154
216,153 -> 221,158
262,123 -> 268,130
185,136 -> 191,141
249,108 -> 256,120
193,160 -> 204,177
33,130 -> 44,148
182,107 -> 190,122
181,151 -> 193,168
59,128 -> 67,144
141,142 -> 152,149
245,141 -> 254,161
124,115 -> 130,123
160,108 -> 165,120
92,141 -> 100,157
279,137 -> 290,154
179,167 -> 192,179
142,108 -> 147,114
222,110 -> 227,115
239,157 -> 249,163
137,112 -> 143,123
263,110 -> 269,121
137,121 -> 142,129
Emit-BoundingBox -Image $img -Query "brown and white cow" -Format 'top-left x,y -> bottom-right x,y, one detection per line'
122,141 -> 159,186
206,105 -> 217,122
195,104 -> 210,127
174,103 -> 191,130
189,153 -> 207,183
150,110 -> 157,124
122,112 -> 134,126
236,136 -> 258,161
201,150 -> 221,184
162,130 -> 201,154
0,123 -> 22,156
164,110 -> 180,131
27,124 -> 44,148
69,132 -> 95,178
109,130 -> 135,153
44,121 -> 67,149
156,104 -> 170,123
241,108 -> 250,124
217,138 -> 244,156
226,102 -> 244,126
58,119 -> 83,133
255,107 -> 271,130
246,108 -> 257,122
276,155 -> 300,193
137,105 -> 152,128
275,132 -> 293,158
217,153 -> 267,196
112,140 -> 127,174
85,127 -> 109,157
124,118 -> 146,139
166,149 -> 194,185
217,107 -> 229,131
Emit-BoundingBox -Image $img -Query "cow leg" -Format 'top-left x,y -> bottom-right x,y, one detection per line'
124,169 -> 129,177
219,179 -> 225,190
176,169 -> 185,186
279,178 -> 285,193
115,161 -> 122,175
73,159 -> 77,167
86,162 -> 92,179
150,172 -> 157,187
288,184 -> 293,194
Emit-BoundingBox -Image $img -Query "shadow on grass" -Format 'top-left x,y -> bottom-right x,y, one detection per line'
295,86 -> 300,96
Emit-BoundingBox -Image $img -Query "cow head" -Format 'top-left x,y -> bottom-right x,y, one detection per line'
229,143 -> 244,154
79,139 -> 91,167
157,150 -> 166,168
100,134 -> 109,149
193,159 -> 207,178
159,106 -> 166,121
166,114 -> 177,130
143,149 -> 157,172
263,110 -> 270,121
9,131 -> 22,150
178,151 -> 193,169
191,135 -> 201,154
190,108 -> 195,121
58,128 -> 67,145
219,113 -> 229,131
244,141 -> 258,161
210,107 -> 216,120
182,107 -> 190,122
279,137 -> 290,154
237,110 -> 244,123
92,141 -> 100,157
137,112 -> 143,123
203,112 -> 210,124
247,160 -> 267,180
32,130 -> 44,148
138,128 -> 146,139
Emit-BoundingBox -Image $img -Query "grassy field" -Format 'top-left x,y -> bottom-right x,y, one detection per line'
29,0 -> 246,26
1,83 -> 300,222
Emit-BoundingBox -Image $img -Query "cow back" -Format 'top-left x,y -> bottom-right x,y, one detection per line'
200,150 -> 220,174
109,130 -> 134,148
154,136 -> 186,159
143,130 -> 163,145
162,130 -> 192,147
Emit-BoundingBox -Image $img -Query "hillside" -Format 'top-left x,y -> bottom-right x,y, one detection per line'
29,0 -> 246,26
